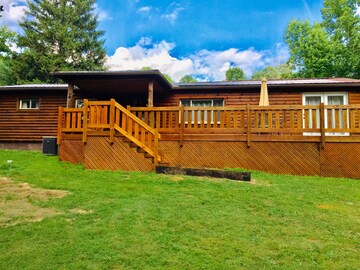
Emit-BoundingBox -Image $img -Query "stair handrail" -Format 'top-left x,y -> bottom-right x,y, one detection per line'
115,103 -> 160,138
113,101 -> 161,163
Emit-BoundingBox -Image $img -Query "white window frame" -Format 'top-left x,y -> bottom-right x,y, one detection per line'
75,98 -> 98,108
19,99 -> 40,110
75,99 -> 84,108
302,92 -> 348,136
180,99 -> 224,124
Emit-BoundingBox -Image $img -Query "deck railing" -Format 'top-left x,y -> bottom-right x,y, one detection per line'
57,99 -> 161,163
129,104 -> 360,145
58,101 -> 360,149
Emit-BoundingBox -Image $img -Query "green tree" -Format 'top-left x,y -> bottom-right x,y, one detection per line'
0,26 -> 16,56
15,0 -> 106,83
225,67 -> 246,81
0,59 -> 16,85
251,63 -> 294,79
285,0 -> 360,78
163,73 -> 174,83
0,27 -> 17,85
141,66 -> 173,83
179,75 -> 198,83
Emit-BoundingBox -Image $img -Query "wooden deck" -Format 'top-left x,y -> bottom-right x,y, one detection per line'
57,100 -> 360,179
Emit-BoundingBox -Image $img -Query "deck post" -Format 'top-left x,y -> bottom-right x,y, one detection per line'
57,107 -> 63,145
148,79 -> 154,107
153,129 -> 159,170
247,105 -> 251,147
66,84 -> 75,108
126,105 -> 131,134
180,106 -> 185,147
320,102 -> 326,149
109,99 -> 115,144
82,99 -> 88,143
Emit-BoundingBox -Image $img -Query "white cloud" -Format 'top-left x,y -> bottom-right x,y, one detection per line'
93,4 -> 112,21
106,38 -> 290,81
161,7 -> 185,23
138,6 -> 151,13
0,0 -> 27,31
106,38 -> 194,81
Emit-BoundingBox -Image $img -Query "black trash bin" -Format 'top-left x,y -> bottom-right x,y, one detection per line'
42,136 -> 58,155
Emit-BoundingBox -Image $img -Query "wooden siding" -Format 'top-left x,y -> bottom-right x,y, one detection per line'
349,92 -> 360,104
0,91 -> 67,142
156,91 -> 302,107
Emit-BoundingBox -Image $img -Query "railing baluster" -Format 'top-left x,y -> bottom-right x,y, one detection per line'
57,107 -> 63,144
83,99 -> 88,143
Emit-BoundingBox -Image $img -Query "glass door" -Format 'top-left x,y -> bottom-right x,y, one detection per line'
303,93 -> 348,136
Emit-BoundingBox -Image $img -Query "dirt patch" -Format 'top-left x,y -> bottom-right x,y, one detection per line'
69,208 -> 94,215
316,204 -> 334,209
249,178 -> 271,186
0,177 -> 69,227
170,176 -> 185,181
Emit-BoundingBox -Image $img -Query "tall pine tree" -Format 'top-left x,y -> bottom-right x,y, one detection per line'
14,0 -> 106,83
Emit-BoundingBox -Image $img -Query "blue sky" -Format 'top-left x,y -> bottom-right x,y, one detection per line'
1,0 -> 324,81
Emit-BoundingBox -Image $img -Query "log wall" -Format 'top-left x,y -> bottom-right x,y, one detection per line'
0,91 -> 67,142
157,89 -> 360,107
156,90 -> 302,107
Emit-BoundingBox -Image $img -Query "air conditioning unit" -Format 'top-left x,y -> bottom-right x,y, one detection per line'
42,136 -> 58,155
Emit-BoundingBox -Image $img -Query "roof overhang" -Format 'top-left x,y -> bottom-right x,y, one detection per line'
52,70 -> 173,94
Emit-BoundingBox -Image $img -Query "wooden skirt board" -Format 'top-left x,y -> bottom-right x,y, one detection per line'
320,143 -> 360,179
84,136 -> 153,172
59,137 -> 360,178
59,139 -> 84,164
159,141 -> 321,176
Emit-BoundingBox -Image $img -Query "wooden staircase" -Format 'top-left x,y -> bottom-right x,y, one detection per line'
57,99 -> 161,166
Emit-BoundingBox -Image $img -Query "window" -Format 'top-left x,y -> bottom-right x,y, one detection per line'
75,99 -> 98,108
75,99 -> 84,108
303,92 -> 348,136
180,99 -> 224,124
19,99 -> 39,109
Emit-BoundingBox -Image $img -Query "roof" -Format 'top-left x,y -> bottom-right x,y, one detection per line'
175,78 -> 360,90
0,84 -> 68,91
1,76 -> 359,93
52,70 -> 173,93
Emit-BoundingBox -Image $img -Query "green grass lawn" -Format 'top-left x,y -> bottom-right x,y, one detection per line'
0,150 -> 359,270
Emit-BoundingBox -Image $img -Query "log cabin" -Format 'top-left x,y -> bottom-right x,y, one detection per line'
1,70 -> 360,178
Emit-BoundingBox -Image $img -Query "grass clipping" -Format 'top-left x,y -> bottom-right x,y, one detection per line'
0,177 -> 69,227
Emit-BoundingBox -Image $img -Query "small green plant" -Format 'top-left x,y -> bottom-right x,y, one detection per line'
0,160 -> 16,175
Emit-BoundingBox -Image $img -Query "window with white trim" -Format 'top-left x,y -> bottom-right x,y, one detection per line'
180,99 -> 224,124
302,92 -> 348,136
75,99 -> 98,108
19,99 -> 40,109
